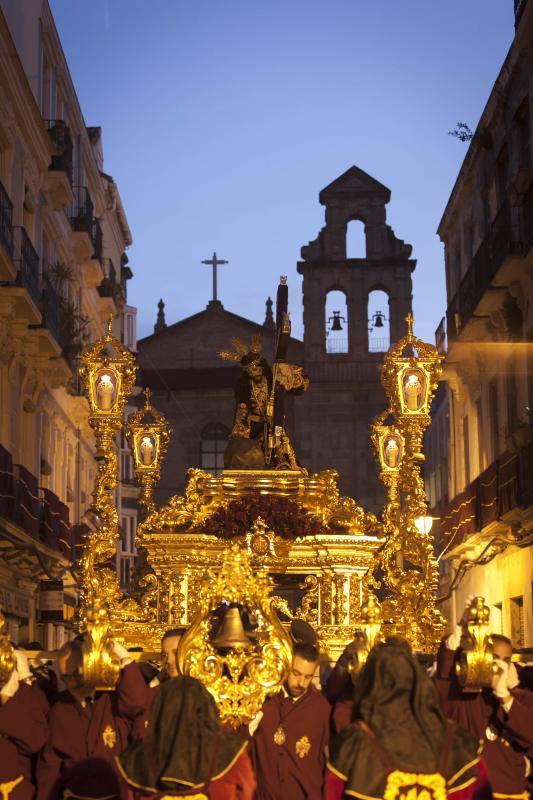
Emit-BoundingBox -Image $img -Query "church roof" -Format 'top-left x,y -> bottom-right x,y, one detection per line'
138,302 -> 302,347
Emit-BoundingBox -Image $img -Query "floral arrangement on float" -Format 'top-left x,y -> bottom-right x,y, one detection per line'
198,491 -> 328,540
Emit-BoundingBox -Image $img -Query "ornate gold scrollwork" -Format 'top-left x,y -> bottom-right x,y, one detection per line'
177,542 -> 293,728
455,596 -> 496,692
0,612 -> 15,686
83,598 -> 120,690
347,595 -> 383,680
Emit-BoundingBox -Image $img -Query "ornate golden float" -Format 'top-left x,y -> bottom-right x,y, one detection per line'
74,312 -> 454,723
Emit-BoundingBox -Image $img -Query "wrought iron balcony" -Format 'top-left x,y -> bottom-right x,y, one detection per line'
44,120 -> 73,181
446,200 -> 524,342
11,226 -> 41,307
68,185 -> 94,234
0,178 -> 14,258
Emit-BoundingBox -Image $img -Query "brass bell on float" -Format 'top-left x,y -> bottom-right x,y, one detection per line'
211,605 -> 252,650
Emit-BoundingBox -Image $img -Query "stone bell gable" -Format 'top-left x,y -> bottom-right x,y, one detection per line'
301,165 -> 413,262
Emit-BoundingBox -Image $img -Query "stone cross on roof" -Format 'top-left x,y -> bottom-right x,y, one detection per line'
201,251 -> 228,307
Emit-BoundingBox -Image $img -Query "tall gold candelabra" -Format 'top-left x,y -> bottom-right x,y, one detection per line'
78,316 -> 137,629
371,314 -> 445,650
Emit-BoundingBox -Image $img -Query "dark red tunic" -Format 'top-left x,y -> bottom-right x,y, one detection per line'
251,685 -> 330,800
36,663 -> 146,800
0,681 -> 48,790
435,640 -> 533,798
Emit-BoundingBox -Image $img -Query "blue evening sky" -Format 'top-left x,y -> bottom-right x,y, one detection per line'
50,0 -> 514,345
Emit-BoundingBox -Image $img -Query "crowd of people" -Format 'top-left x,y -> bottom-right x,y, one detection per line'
1,609 -> 532,800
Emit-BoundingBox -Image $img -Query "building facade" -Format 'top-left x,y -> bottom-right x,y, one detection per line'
0,1 -> 135,646
426,0 -> 533,648
138,166 -> 414,516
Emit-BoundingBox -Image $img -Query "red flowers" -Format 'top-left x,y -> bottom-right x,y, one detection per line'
199,492 -> 327,540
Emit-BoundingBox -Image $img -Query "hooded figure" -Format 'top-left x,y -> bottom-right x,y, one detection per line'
117,676 -> 255,799
326,640 -> 489,800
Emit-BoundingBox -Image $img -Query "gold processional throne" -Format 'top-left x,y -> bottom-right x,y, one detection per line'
54,314 -> 495,726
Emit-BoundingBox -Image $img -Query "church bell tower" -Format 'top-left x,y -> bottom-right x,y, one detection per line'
295,166 -> 415,512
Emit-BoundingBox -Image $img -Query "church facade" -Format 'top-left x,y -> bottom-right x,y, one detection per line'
138,166 -> 414,515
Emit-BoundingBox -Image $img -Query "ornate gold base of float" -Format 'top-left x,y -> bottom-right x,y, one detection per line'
115,468 -> 382,659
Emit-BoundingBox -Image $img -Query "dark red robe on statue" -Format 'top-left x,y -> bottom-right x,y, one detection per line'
36,663 -> 146,800
251,685 -> 330,800
435,640 -> 533,798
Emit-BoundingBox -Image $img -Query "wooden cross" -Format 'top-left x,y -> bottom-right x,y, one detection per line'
201,251 -> 228,303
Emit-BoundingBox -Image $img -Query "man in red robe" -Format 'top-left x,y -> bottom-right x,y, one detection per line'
0,649 -> 49,799
251,642 -> 331,800
36,638 -> 147,800
435,626 -> 533,799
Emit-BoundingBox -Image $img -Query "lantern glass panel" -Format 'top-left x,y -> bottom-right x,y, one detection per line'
137,432 -> 158,467
94,368 -> 119,412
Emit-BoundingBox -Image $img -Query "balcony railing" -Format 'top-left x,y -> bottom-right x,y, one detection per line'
10,226 -> 41,307
368,337 -> 390,353
435,440 -> 533,556
0,178 -> 14,258
68,185 -> 94,234
446,200 -> 523,342
326,337 -> 348,354
44,120 -> 73,181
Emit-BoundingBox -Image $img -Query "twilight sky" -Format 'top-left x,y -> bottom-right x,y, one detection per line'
50,0 -> 514,345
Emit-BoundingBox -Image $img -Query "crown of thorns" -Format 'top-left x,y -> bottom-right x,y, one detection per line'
218,335 -> 263,363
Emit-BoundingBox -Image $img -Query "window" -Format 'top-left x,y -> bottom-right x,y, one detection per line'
325,290 -> 348,353
346,220 -> 366,258
367,290 -> 390,353
510,596 -> 524,646
200,423 -> 229,475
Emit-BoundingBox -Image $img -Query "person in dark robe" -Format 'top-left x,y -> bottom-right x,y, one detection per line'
130,626 -> 187,742
324,633 -> 370,735
251,641 -> 330,800
36,638 -> 147,800
326,638 -> 491,800
117,675 -> 255,799
0,649 -> 49,799
435,628 -> 533,799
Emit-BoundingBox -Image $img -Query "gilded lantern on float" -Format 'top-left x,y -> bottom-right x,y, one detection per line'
78,315 -> 137,457
374,425 -> 405,472
125,388 -> 171,518
381,314 -> 443,423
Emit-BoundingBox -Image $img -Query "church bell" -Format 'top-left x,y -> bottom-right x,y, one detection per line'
373,312 -> 384,328
212,605 -> 252,650
330,311 -> 343,332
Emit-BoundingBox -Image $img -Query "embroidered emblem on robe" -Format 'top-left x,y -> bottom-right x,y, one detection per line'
295,735 -> 311,758
383,770 -> 447,800
102,724 -> 117,748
